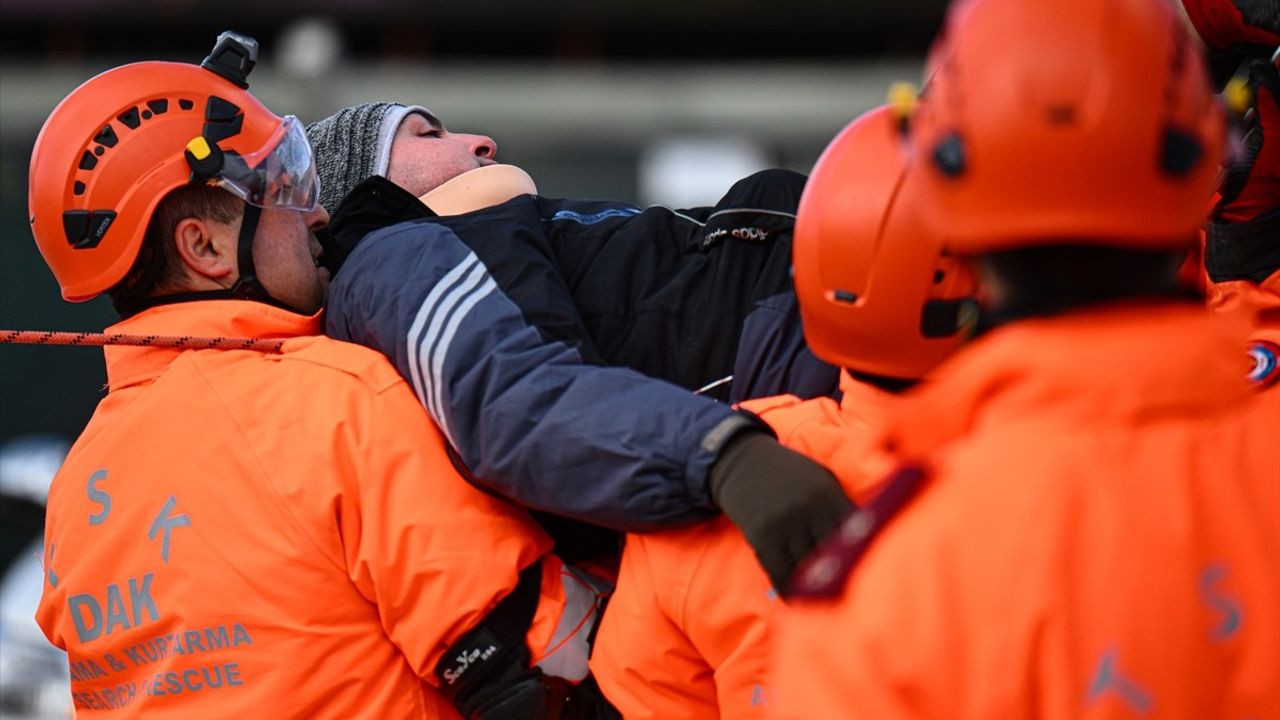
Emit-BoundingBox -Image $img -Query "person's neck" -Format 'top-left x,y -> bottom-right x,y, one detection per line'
847,369 -> 918,394
976,244 -> 1195,328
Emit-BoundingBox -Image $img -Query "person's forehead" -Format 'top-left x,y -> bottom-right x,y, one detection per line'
401,109 -> 443,131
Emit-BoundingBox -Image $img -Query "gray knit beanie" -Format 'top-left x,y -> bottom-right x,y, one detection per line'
305,102 -> 430,213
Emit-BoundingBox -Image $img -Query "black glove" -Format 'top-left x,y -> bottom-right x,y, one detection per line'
560,676 -> 622,720
1207,58 -> 1280,284
471,674 -> 620,720
467,668 -> 558,720
709,430 -> 856,590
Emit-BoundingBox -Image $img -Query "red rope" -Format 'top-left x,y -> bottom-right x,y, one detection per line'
0,329 -> 286,353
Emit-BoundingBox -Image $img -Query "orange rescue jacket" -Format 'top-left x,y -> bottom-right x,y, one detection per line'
35,301 -> 597,719
1208,268 -> 1280,392
774,302 -> 1280,719
590,373 -> 898,719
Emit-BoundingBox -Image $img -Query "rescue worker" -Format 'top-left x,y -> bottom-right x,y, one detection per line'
777,0 -> 1280,716
588,103 -> 979,719
30,32 -> 614,719
306,104 -> 849,589
1207,57 -> 1280,393
1167,0 -> 1280,393
1180,0 -> 1280,391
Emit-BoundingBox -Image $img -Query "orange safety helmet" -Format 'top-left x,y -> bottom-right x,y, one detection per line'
28,34 -> 286,301
793,104 -> 979,380
913,0 -> 1226,254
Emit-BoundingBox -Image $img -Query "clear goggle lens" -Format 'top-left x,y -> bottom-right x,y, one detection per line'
212,116 -> 319,212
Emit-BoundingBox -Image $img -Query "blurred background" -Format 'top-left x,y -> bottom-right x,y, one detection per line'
0,2 -> 944,715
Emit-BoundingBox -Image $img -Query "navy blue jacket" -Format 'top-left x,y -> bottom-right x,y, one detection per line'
323,169 -> 837,531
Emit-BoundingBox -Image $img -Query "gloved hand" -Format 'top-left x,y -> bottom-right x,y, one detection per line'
560,676 -> 622,720
470,673 -> 620,720
1207,57 -> 1280,284
1220,58 -> 1279,222
709,430 -> 856,590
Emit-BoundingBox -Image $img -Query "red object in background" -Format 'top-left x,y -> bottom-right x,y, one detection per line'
1181,0 -> 1280,50
0,328 -> 286,353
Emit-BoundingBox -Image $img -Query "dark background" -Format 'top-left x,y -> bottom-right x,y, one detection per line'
0,1 -> 947,60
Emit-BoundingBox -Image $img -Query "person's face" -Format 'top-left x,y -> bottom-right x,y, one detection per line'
251,203 -> 331,315
386,111 -> 498,197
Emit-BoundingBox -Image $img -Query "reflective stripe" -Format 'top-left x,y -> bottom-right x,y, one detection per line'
549,207 -> 642,225
405,256 -> 477,424
705,207 -> 797,222
535,564 -> 607,682
427,275 -> 497,444
405,252 -> 498,446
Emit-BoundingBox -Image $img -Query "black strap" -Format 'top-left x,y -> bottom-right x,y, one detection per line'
1205,206 -> 1280,284
225,203 -> 271,302
115,202 -> 301,317
786,465 -> 927,599
114,288 -> 257,317
435,561 -> 544,707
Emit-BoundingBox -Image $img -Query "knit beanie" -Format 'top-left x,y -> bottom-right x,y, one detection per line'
305,102 -> 430,213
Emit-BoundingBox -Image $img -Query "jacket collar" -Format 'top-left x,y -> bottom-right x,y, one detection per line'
881,301 -> 1254,459
837,370 -> 898,430
322,176 -> 435,276
1207,269 -> 1280,336
104,300 -> 322,391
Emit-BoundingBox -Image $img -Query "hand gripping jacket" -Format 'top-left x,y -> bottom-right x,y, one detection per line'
323,170 -> 839,532
1207,57 -> 1280,287
589,106 -> 973,718
914,0 -> 1226,254
33,301 -> 564,718
1205,56 -> 1280,395
590,377 -> 901,720
776,305 -> 1280,719
793,104 -> 978,380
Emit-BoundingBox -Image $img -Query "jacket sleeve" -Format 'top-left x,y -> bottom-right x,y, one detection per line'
538,172 -> 838,404
589,532 -> 721,720
772,487 -> 970,719
335,374 -> 551,683
679,522 -> 776,717
592,522 -> 775,719
730,291 -> 840,404
324,213 -> 760,530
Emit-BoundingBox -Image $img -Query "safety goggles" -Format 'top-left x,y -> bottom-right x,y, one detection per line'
197,115 -> 319,212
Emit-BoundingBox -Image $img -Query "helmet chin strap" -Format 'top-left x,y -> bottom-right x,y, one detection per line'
225,203 -> 280,305
114,201 -> 305,317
